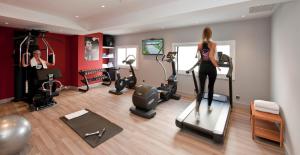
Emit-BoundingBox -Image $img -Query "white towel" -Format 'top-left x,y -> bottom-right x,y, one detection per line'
30,57 -> 48,69
255,106 -> 279,115
64,109 -> 88,120
254,100 -> 280,114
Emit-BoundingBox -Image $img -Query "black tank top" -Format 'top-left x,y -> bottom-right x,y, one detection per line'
200,42 -> 211,63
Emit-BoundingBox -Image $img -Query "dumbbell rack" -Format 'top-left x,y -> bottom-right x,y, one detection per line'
79,68 -> 111,92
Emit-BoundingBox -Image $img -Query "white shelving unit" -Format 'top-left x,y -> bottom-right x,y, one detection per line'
102,46 -> 115,69
102,46 -> 116,80
102,53 -> 114,59
102,62 -> 114,69
103,46 -> 114,49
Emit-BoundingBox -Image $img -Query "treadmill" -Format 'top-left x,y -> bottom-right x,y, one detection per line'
176,52 -> 233,143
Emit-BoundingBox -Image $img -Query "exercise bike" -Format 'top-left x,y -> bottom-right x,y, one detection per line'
130,51 -> 181,119
109,55 -> 137,95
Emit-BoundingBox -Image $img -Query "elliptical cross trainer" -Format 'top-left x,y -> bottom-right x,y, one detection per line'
130,50 -> 181,118
109,55 -> 137,95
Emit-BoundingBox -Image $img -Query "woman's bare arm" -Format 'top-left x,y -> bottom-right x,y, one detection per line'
196,43 -> 202,59
209,43 -> 219,68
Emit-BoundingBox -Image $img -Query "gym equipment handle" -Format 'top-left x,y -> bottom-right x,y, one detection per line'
42,37 -> 56,65
122,55 -> 136,64
186,60 -> 201,74
19,36 -> 29,66
41,80 -> 63,92
85,130 -> 100,137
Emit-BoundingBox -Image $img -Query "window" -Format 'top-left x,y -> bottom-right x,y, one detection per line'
176,44 -> 199,74
173,40 -> 236,79
116,46 -> 138,68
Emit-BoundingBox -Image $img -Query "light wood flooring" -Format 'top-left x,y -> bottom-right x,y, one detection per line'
0,86 -> 285,155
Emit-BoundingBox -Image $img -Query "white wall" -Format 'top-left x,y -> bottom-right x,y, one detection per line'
115,18 -> 271,104
272,1 -> 300,155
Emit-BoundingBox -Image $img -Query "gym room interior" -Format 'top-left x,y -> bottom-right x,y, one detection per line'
0,0 -> 299,155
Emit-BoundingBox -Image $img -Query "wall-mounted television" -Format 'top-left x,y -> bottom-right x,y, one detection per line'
142,39 -> 164,55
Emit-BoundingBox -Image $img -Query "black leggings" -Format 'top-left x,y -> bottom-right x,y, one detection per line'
198,63 -> 217,106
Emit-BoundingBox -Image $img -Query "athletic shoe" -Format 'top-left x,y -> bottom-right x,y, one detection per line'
208,105 -> 213,112
195,111 -> 200,121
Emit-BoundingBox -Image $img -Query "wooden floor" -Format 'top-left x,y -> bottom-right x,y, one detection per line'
0,86 -> 284,155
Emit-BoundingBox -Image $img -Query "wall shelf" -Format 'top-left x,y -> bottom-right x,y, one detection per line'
102,53 -> 114,59
103,46 -> 114,49
102,62 -> 114,69
102,35 -> 116,80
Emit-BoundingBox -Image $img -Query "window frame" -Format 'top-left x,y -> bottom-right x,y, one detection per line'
172,40 -> 236,80
116,45 -> 139,69
172,42 -> 199,75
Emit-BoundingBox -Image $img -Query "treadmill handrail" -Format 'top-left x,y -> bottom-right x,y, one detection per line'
186,59 -> 201,74
217,54 -> 233,78
186,54 -> 233,74
185,53 -> 233,107
226,57 -> 233,78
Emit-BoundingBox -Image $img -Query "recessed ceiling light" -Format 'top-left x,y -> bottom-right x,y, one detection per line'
4,22 -> 8,25
241,15 -> 246,18
75,15 -> 79,18
101,5 -> 105,8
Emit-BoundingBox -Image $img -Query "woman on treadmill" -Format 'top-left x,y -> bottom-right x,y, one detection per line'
196,27 -> 220,113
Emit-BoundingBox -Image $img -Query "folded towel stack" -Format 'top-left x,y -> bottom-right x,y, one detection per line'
254,100 -> 280,114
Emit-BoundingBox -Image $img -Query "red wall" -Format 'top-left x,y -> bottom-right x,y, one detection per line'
74,33 -> 104,86
69,36 -> 79,86
0,26 -> 104,99
0,27 -> 14,99
37,33 -> 74,86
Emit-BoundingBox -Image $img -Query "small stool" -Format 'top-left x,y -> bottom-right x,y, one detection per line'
250,101 -> 284,147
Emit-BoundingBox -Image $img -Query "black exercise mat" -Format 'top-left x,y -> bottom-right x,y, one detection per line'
60,109 -> 123,148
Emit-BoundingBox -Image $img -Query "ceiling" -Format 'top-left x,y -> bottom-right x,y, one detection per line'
0,0 -> 294,35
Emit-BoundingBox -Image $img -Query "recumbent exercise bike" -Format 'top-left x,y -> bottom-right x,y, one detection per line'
109,55 -> 137,95
130,51 -> 181,118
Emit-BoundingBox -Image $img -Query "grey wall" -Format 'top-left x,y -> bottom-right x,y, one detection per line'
272,1 -> 300,155
115,18 -> 271,104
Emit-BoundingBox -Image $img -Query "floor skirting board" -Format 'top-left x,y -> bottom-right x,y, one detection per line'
0,84 -> 89,104
0,97 -> 14,104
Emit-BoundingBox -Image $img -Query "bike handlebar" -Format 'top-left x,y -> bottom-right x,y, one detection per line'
122,55 -> 136,64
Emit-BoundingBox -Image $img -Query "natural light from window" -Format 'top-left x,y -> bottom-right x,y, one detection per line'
174,41 -> 235,79
177,46 -> 198,73
117,47 -> 137,67
216,45 -> 230,75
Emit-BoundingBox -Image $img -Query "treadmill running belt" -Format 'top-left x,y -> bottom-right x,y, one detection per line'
183,100 -> 225,132
176,98 -> 230,143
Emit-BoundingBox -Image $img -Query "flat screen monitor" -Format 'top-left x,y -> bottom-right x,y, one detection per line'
142,39 -> 164,55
